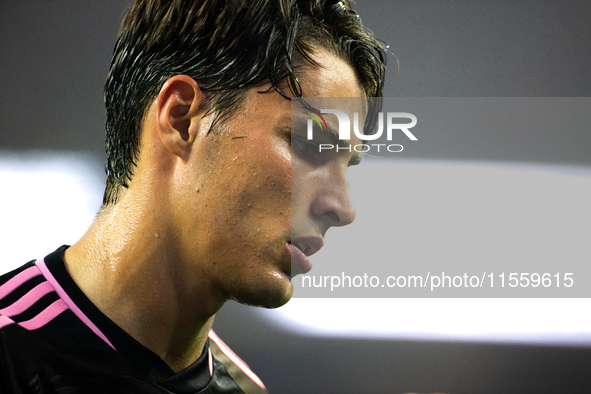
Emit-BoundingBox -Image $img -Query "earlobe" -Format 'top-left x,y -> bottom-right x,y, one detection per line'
156,75 -> 206,160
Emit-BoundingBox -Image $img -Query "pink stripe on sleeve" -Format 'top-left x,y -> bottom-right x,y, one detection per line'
35,258 -> 115,350
209,330 -> 266,390
0,315 -> 15,330
19,299 -> 68,330
208,346 -> 213,377
0,266 -> 42,300
0,282 -> 54,317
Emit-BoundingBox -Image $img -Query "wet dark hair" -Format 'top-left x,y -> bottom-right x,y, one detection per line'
103,0 -> 386,205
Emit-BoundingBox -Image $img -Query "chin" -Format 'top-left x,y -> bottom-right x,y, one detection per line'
230,279 -> 293,309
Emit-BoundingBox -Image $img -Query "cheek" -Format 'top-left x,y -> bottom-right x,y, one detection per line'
206,137 -> 292,231
241,144 -> 291,220
290,157 -> 314,219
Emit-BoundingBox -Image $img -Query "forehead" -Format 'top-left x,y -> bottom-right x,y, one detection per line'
228,49 -> 367,129
298,48 -> 365,99
292,50 -> 369,148
295,48 -> 368,124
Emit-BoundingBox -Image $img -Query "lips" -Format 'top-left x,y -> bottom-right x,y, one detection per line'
293,241 -> 309,254
287,236 -> 324,276
288,242 -> 313,275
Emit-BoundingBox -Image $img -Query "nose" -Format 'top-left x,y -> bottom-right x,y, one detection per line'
310,172 -> 357,231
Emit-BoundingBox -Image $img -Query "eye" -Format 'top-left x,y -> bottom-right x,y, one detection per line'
291,137 -> 332,166
291,138 -> 319,159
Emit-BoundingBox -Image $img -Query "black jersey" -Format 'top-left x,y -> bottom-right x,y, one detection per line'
0,246 -> 267,394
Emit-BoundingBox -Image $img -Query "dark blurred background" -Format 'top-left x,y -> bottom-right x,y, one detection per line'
1,1 -> 591,393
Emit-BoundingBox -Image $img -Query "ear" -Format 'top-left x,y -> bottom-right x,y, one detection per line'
156,75 -> 206,160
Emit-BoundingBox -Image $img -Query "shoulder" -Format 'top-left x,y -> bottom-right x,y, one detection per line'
0,261 -> 52,332
0,261 -> 137,393
0,261 -> 63,391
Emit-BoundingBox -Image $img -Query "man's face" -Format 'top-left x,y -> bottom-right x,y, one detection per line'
174,49 -> 365,308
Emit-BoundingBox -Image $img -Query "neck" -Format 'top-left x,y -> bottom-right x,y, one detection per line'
64,196 -> 225,372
